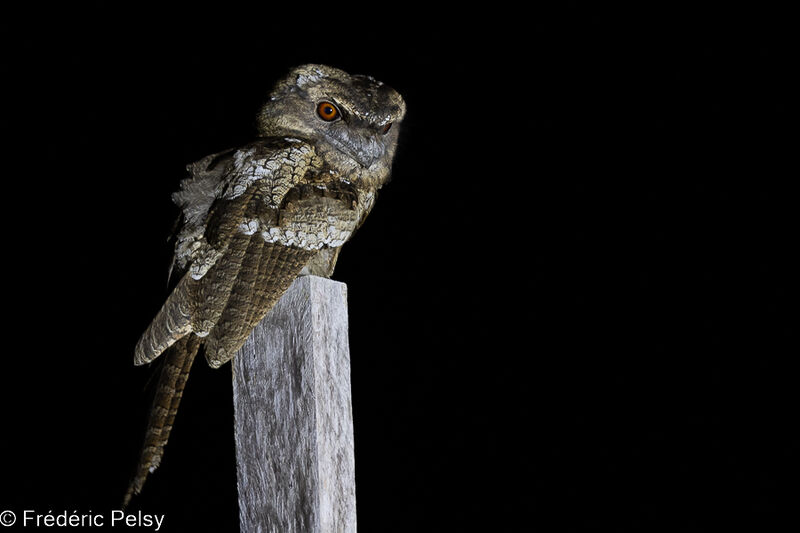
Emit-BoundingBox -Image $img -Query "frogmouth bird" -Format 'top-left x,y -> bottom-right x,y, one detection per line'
124,64 -> 405,506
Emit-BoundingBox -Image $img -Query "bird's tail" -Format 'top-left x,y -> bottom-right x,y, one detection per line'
123,333 -> 201,508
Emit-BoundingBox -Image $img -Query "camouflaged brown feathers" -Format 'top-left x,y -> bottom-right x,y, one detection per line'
124,64 -> 405,506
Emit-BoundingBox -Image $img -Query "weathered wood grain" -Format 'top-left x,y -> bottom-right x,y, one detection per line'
233,275 -> 356,533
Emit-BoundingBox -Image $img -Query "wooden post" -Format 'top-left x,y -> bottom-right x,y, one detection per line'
232,275 -> 357,533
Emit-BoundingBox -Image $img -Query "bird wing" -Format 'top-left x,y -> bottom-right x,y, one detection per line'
134,138 -> 321,366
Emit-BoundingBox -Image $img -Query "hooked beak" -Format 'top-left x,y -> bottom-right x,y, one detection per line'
331,132 -> 385,169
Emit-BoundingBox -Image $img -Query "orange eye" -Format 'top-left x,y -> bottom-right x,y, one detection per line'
317,101 -> 339,121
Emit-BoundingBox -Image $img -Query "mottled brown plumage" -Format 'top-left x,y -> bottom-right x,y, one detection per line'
124,64 -> 405,506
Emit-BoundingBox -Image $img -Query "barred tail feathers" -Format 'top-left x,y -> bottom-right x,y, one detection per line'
123,334 -> 201,508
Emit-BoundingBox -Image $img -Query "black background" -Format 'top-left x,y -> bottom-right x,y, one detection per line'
1,5 -> 794,532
